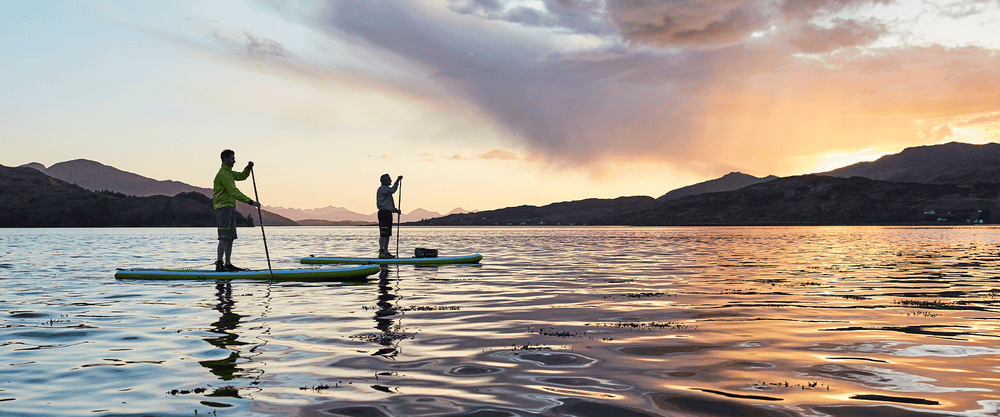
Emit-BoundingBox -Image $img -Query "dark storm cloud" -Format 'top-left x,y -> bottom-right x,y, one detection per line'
610,0 -> 771,47
447,0 -> 607,34
778,0 -> 895,19
258,0 -> 1000,175
789,18 -> 888,53
671,8 -> 768,44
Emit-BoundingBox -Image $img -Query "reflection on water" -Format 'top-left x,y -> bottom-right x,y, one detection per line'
1,226 -> 1000,416
370,268 -> 404,359
200,281 -> 246,381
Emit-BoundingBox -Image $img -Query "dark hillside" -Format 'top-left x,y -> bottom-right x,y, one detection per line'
0,165 -> 252,227
822,142 -> 1000,184
658,172 -> 779,201
410,196 -> 657,226
599,175 -> 999,225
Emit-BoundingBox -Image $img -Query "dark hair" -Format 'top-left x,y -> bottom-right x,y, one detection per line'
380,174 -> 391,185
221,149 -> 235,160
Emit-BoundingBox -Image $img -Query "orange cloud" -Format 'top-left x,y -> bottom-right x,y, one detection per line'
256,0 -> 1000,178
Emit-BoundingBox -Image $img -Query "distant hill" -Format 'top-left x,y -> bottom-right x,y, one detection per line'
598,175 -> 998,225
658,172 -> 778,201
264,205 -> 470,222
821,142 -> 1000,184
22,159 -> 296,226
296,219 -> 376,226
410,196 -> 658,226
265,205 -> 373,222
33,159 -> 200,197
0,164 -> 253,227
412,142 -> 1000,226
406,208 -> 444,222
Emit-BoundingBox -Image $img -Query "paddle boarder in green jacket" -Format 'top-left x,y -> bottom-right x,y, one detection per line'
214,149 -> 260,271
376,174 -> 402,258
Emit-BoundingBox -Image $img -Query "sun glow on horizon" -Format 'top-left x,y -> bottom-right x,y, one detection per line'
805,148 -> 896,174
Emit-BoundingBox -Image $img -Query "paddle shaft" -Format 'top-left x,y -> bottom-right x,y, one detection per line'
396,180 -> 401,258
250,167 -> 274,280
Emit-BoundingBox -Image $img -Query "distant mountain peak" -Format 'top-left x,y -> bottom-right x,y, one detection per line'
821,141 -> 1000,184
19,162 -> 47,172
658,172 -> 777,201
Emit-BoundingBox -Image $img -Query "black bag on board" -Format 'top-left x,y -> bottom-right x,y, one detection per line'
414,248 -> 438,258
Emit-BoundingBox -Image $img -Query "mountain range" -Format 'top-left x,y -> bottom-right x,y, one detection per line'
19,159 -> 471,225
413,142 -> 1000,226
0,164 -> 253,228
6,141 -> 999,227
265,205 -> 471,223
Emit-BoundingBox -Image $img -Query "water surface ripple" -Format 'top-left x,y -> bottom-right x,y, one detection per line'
2,226 -> 1000,416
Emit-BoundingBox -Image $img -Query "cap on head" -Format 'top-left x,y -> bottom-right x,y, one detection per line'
221,149 -> 235,161
380,174 -> 391,185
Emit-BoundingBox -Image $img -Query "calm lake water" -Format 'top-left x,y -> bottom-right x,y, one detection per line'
2,226 -> 1000,417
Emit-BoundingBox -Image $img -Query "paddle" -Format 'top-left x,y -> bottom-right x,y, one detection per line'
250,166 -> 274,280
396,179 -> 402,258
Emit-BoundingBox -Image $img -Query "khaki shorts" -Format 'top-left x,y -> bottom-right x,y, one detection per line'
217,207 -> 238,240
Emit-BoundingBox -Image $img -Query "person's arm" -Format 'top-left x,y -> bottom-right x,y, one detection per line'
232,162 -> 253,181
389,175 -> 402,193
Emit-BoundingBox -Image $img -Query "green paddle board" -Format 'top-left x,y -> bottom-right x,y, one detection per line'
300,254 -> 483,266
115,264 -> 381,281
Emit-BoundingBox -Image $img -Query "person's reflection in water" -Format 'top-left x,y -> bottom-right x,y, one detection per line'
200,280 -> 247,381
372,267 -> 402,358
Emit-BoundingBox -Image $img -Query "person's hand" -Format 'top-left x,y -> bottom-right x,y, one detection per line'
251,201 -> 261,208
395,209 -> 402,214
397,175 -> 402,181
246,161 -> 254,170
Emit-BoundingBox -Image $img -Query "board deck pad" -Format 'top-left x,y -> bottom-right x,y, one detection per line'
300,254 -> 483,265
115,264 -> 382,281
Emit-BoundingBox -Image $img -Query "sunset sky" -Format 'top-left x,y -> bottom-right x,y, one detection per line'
2,0 -> 998,214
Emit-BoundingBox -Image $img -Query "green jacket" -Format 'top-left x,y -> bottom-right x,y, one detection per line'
213,164 -> 253,209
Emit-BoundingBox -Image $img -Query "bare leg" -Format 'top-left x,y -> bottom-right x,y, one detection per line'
218,239 -> 234,264
224,240 -> 234,265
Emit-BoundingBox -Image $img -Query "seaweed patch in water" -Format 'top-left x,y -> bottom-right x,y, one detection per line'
893,300 -> 956,309
603,292 -> 675,299
168,388 -> 207,395
512,343 -> 552,351
751,380 -> 831,391
528,326 -> 582,337
350,331 -> 414,344
824,294 -> 870,300
207,385 -> 240,398
592,321 -> 696,331
850,393 -> 939,405
401,305 -> 462,311
902,310 -> 941,318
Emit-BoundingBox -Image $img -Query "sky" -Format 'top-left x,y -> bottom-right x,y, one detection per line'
2,0 -> 998,214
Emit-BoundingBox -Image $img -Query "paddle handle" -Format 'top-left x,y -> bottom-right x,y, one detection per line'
250,167 -> 274,280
